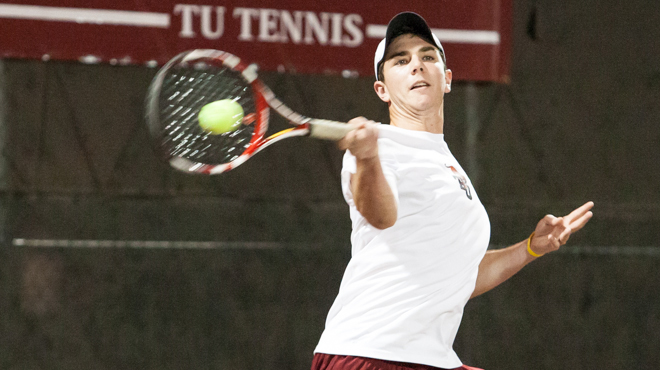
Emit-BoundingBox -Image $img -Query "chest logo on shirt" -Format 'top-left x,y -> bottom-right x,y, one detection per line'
445,165 -> 473,200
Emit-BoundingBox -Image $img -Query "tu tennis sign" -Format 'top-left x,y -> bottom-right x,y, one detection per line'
174,6 -> 365,48
0,0 -> 511,82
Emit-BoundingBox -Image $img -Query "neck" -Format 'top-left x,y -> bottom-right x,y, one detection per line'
388,102 -> 445,134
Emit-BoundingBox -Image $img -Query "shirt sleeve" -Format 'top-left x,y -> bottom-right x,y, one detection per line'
340,140 -> 399,208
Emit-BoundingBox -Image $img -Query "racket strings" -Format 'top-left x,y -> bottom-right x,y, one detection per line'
157,64 -> 257,165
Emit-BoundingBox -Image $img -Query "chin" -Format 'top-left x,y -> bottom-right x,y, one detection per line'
409,98 -> 437,112
419,95 -> 436,104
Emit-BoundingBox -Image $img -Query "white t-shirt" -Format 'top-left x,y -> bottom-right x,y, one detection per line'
314,124 -> 491,369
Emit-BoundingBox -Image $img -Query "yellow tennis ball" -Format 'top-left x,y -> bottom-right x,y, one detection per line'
198,99 -> 244,134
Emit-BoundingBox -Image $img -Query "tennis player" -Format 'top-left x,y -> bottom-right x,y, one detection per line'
311,12 -> 594,370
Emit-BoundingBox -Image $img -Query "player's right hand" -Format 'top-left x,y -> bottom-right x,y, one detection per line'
337,117 -> 379,160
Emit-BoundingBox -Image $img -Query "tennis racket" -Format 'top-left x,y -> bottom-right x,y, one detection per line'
145,49 -> 353,175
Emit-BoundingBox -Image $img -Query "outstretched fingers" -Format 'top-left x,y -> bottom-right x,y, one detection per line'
564,201 -> 594,232
565,201 -> 594,223
569,209 -> 593,233
532,202 -> 594,254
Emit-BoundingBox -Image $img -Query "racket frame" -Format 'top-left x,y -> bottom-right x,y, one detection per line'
146,49 -> 352,175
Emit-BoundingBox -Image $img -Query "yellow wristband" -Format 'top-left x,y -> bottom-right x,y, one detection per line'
527,232 -> 544,258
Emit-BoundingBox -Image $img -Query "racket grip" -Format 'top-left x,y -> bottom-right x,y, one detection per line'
308,119 -> 354,141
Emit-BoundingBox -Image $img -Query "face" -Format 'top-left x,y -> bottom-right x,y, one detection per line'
374,34 -> 452,113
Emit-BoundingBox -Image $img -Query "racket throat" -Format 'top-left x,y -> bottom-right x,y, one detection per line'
308,119 -> 353,140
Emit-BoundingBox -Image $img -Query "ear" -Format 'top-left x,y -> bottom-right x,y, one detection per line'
444,69 -> 453,93
374,80 -> 390,103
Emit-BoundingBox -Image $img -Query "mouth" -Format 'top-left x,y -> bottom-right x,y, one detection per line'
410,81 -> 430,90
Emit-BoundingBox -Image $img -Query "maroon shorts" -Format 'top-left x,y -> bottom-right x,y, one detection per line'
311,353 -> 483,370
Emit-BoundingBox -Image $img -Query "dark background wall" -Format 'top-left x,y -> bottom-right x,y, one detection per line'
1,0 -> 659,369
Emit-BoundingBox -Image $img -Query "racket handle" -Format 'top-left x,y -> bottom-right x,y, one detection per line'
308,119 -> 354,141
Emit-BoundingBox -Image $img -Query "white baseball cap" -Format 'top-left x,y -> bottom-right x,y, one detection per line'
374,12 -> 446,81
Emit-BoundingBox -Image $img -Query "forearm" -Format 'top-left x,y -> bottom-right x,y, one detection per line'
352,156 -> 397,229
470,238 -> 537,298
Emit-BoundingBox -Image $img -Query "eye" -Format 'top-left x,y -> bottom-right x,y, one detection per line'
422,55 -> 436,61
395,58 -> 408,65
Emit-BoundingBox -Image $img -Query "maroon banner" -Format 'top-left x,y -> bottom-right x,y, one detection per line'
0,0 -> 511,82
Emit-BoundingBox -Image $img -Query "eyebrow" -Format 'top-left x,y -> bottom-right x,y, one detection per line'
386,50 -> 408,60
385,46 -> 438,62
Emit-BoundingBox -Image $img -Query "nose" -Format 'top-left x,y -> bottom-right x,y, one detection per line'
410,55 -> 424,74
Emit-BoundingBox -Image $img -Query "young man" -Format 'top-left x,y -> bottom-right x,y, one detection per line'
311,12 -> 594,370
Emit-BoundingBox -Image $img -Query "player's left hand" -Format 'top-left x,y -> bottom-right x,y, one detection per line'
529,201 -> 594,255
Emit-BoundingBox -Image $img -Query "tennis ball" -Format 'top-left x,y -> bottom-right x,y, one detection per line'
198,99 -> 244,134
